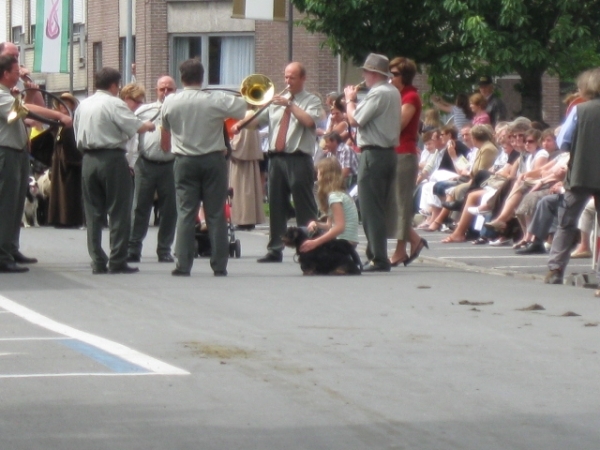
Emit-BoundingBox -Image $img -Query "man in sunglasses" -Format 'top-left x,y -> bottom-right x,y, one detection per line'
127,76 -> 178,264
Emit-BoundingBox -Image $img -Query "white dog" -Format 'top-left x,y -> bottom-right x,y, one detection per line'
22,177 -> 40,227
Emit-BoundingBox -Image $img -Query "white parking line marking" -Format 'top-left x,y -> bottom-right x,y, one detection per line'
0,372 -> 165,379
0,295 -> 189,376
0,337 -> 75,341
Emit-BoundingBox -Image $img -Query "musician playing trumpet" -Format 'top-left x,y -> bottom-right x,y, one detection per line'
232,62 -> 321,264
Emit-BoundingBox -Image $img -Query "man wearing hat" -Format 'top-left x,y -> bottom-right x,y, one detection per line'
478,75 -> 508,127
344,53 -> 401,272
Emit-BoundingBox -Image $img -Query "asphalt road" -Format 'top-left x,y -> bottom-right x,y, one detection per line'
1,225 -> 599,450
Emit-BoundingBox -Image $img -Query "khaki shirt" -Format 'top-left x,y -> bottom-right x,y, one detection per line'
0,83 -> 28,150
354,81 -> 400,148
136,101 -> 173,162
74,90 -> 143,151
161,87 -> 246,156
258,89 -> 321,155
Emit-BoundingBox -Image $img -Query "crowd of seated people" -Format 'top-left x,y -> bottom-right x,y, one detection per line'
410,100 -> 594,258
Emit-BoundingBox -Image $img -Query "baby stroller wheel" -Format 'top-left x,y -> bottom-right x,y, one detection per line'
229,242 -> 235,257
234,239 -> 241,258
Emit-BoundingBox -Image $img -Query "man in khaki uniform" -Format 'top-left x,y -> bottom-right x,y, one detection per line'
0,55 -> 71,272
74,67 -> 155,274
127,76 -> 178,263
161,58 -> 246,277
345,53 -> 401,272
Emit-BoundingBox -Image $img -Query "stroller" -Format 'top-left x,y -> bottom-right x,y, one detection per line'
194,188 -> 241,259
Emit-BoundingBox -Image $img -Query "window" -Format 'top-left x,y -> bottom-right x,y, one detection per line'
119,37 -> 136,81
12,26 -> 23,44
171,34 -> 254,88
73,23 -> 85,36
29,24 -> 35,44
93,42 -> 102,75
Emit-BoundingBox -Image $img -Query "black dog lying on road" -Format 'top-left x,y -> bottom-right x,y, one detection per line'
282,226 -> 362,275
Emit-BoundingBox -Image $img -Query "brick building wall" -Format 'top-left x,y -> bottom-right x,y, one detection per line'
87,0 -> 121,93
255,7 -> 338,101
135,0 -> 168,100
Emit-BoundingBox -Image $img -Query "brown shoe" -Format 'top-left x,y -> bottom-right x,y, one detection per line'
544,268 -> 564,285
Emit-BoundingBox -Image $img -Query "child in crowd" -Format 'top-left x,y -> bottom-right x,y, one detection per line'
300,158 -> 359,253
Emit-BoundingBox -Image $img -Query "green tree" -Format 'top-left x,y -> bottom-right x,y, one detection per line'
293,0 -> 600,120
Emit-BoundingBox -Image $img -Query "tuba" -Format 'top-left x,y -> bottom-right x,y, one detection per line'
7,88 -> 72,127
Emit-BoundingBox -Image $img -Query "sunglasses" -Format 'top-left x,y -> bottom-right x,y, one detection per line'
158,87 -> 175,92
525,139 -> 537,143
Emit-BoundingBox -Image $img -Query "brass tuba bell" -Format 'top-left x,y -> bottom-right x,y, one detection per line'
7,88 -> 71,127
239,74 -> 275,106
7,97 -> 30,124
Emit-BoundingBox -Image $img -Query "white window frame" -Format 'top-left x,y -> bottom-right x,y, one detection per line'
169,32 -> 255,90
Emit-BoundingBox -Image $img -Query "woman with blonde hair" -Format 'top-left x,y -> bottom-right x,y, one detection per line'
299,158 -> 359,254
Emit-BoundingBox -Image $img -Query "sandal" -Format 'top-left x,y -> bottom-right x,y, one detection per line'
512,240 -> 528,249
441,235 -> 466,244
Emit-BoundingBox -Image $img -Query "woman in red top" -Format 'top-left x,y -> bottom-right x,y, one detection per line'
388,57 -> 428,267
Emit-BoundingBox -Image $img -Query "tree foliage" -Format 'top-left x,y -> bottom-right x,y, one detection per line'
293,0 -> 600,120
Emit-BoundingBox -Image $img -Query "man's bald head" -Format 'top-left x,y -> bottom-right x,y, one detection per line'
0,42 -> 20,58
156,75 -> 176,102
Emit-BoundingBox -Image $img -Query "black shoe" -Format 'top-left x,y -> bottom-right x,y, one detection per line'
544,268 -> 564,285
108,264 -> 139,274
213,270 -> 228,277
171,268 -> 190,277
92,266 -> 108,274
404,238 -> 429,267
257,252 -> 282,263
234,225 -> 255,231
12,252 -> 37,264
515,241 -> 546,255
126,254 -> 140,263
0,262 -> 29,273
158,254 -> 174,263
362,263 -> 391,272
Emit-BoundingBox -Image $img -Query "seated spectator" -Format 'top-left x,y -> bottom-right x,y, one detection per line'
421,124 -> 498,231
484,128 -> 554,233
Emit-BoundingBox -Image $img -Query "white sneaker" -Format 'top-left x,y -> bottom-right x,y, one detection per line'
467,206 -> 480,215
489,237 -> 511,246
